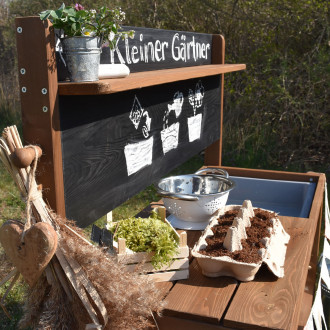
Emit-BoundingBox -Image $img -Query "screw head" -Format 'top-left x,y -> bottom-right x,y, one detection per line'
41,88 -> 48,95
20,68 -> 26,75
21,87 -> 27,93
17,27 -> 22,33
42,106 -> 48,113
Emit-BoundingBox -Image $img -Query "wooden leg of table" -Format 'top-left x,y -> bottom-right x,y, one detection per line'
298,202 -> 323,328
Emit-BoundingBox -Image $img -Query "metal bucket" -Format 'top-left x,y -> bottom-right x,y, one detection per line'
61,36 -> 102,82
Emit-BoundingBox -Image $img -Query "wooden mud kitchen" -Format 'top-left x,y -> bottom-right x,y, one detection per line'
15,16 -> 326,329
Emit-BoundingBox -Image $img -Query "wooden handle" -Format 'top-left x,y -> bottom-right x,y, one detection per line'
10,146 -> 42,168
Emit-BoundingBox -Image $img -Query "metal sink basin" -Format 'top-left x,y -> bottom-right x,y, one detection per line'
227,176 -> 316,218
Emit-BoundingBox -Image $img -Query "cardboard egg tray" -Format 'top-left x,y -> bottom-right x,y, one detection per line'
192,201 -> 290,281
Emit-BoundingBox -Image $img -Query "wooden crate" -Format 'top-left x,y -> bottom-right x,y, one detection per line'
112,207 -> 189,282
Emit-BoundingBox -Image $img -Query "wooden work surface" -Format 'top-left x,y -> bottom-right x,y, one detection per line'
153,168 -> 325,330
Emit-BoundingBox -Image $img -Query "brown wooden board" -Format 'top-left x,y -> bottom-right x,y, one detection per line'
59,75 -> 222,227
221,171 -> 325,330
223,216 -> 318,329
204,35 -> 225,167
157,169 -> 324,330
221,166 -> 321,184
156,315 -> 233,330
15,16 -> 65,217
57,64 -> 245,95
163,259 -> 238,324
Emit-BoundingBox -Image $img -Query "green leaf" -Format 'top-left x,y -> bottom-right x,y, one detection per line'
39,11 -> 51,20
76,10 -> 87,18
54,9 -> 63,19
49,10 -> 59,19
66,8 -> 76,17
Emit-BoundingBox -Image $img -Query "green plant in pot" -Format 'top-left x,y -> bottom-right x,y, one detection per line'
40,3 -> 134,82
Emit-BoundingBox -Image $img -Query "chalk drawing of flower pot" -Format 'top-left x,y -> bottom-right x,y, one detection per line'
188,81 -> 204,142
124,137 -> 154,176
161,122 -> 180,154
125,96 -> 153,176
188,113 -> 202,142
161,91 -> 183,154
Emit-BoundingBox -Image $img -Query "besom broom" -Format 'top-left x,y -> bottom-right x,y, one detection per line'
0,125 -> 164,329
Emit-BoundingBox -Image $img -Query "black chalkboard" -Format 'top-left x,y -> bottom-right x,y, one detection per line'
59,75 -> 221,227
102,26 -> 213,72
56,26 -> 212,79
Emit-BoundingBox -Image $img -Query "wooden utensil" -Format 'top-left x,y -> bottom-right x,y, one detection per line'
10,146 -> 42,168
0,220 -> 57,287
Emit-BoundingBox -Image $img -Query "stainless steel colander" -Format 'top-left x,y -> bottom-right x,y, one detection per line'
157,168 -> 235,223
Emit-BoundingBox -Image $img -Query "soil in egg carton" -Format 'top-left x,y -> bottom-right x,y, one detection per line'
199,209 -> 275,263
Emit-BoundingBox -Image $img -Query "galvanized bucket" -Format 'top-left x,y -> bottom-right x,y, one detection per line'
61,36 -> 102,82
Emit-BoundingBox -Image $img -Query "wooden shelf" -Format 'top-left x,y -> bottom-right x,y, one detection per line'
58,64 -> 246,96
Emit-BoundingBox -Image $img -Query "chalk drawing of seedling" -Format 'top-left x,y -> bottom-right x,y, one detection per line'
188,81 -> 204,142
125,96 -> 153,176
161,91 -> 183,154
188,80 -> 204,116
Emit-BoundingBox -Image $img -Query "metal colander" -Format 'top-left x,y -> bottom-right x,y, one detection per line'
157,168 -> 235,223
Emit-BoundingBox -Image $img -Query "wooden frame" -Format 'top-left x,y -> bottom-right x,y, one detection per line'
15,16 -> 245,222
15,17 -> 65,217
15,16 -> 325,329
113,206 -> 190,282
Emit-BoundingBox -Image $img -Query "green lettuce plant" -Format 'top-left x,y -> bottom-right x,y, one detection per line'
111,213 -> 179,270
39,3 -> 134,48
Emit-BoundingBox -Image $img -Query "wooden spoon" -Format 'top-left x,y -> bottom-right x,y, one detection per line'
10,146 -> 42,168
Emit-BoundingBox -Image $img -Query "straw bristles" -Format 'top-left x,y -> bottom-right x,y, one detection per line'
18,274 -> 80,330
0,125 -> 164,329
56,215 -> 164,329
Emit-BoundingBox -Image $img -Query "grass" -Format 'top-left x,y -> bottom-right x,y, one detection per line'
0,164 -> 27,329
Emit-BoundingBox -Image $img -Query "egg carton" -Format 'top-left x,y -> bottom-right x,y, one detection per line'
191,201 -> 290,281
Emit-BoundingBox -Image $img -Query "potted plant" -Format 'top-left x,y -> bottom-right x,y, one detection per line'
40,3 -> 134,82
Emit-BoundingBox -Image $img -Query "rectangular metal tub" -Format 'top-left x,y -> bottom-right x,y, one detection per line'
227,176 -> 316,218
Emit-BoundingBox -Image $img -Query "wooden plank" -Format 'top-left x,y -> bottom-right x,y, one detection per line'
117,246 -> 189,264
124,258 -> 189,273
163,259 -> 238,324
146,269 -> 189,283
204,34 -> 225,166
58,64 -> 246,95
220,166 -> 321,183
155,314 -> 233,330
297,173 -> 325,328
298,286 -> 314,329
186,230 -> 204,249
223,212 -> 322,329
15,16 -> 65,217
155,281 -> 174,299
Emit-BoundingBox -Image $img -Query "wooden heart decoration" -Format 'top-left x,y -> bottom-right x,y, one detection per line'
0,220 -> 58,287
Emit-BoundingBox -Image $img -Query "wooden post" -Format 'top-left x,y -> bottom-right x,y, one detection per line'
157,206 -> 166,222
15,16 -> 65,217
204,34 -> 225,166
